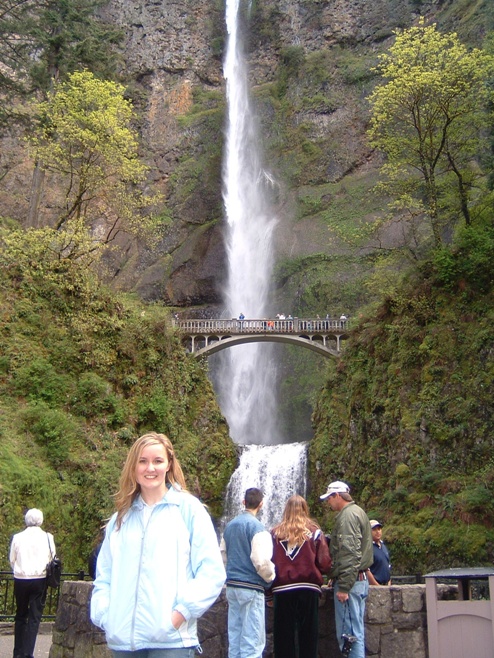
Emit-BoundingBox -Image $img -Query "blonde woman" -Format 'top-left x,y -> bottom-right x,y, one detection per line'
90,432 -> 225,657
270,495 -> 332,658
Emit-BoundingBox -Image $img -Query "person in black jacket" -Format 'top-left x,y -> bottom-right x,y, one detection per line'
87,528 -> 104,580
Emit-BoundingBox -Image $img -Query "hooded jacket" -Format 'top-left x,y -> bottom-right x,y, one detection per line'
90,485 -> 225,651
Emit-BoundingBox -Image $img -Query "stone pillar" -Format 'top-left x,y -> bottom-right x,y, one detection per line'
50,581 -> 109,658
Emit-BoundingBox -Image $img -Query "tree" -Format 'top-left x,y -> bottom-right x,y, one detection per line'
0,0 -> 123,224
367,19 -> 494,248
0,0 -> 122,97
26,70 -> 160,257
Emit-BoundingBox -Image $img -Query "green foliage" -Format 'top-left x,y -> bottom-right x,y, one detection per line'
368,19 -> 494,247
0,231 -> 236,571
72,372 -> 116,417
135,384 -> 173,432
0,0 -> 122,127
13,358 -> 73,405
0,222 -> 99,285
28,70 -> 162,250
20,402 -> 80,466
309,220 -> 494,572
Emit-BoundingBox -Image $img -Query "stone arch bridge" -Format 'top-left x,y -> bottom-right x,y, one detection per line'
174,318 -> 350,358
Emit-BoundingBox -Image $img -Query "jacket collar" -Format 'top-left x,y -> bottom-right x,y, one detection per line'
131,483 -> 183,511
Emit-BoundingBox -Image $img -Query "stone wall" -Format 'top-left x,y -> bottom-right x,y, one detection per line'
49,581 -> 455,658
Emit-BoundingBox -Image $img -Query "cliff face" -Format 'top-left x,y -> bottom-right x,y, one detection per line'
101,0 -> 415,307
0,0 -> 488,310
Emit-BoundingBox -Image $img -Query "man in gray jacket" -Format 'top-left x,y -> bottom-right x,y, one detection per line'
321,480 -> 373,658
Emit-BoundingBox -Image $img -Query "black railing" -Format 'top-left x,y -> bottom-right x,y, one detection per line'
0,571 -> 90,620
391,574 -> 424,585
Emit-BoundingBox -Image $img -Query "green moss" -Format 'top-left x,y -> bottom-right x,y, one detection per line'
0,239 -> 236,571
309,221 -> 494,572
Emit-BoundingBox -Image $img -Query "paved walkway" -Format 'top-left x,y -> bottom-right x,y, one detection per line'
0,623 -> 52,658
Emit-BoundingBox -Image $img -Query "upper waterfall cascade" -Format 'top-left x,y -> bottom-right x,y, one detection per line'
214,0 -> 308,522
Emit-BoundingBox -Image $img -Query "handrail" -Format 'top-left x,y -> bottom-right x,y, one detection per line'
174,318 -> 350,334
0,571 -> 92,620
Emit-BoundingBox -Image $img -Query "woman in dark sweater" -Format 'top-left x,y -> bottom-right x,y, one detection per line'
271,495 -> 332,658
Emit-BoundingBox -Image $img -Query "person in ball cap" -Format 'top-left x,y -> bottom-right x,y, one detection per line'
320,480 -> 373,658
367,520 -> 391,586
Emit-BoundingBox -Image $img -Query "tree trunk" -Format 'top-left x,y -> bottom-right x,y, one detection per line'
27,162 -> 45,228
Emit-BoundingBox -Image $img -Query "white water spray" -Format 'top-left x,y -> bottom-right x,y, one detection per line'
216,0 -> 308,524
222,443 -> 308,530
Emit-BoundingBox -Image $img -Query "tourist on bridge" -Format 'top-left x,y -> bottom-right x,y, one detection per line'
90,432 -> 225,657
270,495 -> 332,658
321,480 -> 373,658
220,487 -> 275,658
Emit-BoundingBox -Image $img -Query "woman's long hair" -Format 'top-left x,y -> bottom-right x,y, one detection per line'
114,432 -> 187,529
272,494 -> 319,546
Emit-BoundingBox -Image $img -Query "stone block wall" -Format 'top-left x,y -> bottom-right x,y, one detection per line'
49,581 -> 455,658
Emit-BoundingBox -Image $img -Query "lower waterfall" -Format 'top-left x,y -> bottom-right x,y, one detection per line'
221,442 -> 308,531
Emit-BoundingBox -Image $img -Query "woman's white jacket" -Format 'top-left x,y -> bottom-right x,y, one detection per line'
90,486 -> 225,651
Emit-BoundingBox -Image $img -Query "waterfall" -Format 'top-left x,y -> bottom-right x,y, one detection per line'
221,443 -> 308,531
215,0 -> 281,447
214,0 -> 308,525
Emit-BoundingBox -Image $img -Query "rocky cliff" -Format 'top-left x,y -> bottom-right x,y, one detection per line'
1,0 -> 489,312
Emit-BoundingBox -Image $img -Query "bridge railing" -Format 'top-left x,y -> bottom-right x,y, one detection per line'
174,318 -> 349,334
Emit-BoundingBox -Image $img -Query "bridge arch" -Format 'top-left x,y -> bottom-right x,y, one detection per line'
192,333 -> 340,358
175,318 -> 350,358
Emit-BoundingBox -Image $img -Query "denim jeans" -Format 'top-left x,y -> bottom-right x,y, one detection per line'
334,579 -> 369,658
111,649 -> 196,657
226,586 -> 266,658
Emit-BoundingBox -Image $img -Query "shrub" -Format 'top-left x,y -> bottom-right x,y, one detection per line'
72,372 -> 113,417
135,383 -> 172,432
20,402 -> 81,466
13,358 -> 73,405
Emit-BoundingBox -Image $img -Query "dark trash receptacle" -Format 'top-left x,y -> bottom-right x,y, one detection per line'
424,567 -> 494,658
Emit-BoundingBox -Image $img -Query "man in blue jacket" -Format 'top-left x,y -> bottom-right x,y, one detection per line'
221,488 -> 275,658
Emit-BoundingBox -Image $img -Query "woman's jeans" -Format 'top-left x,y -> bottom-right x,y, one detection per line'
334,579 -> 369,658
13,577 -> 47,658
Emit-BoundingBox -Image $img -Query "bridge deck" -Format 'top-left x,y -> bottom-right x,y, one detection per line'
174,318 -> 349,335
174,318 -> 350,357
